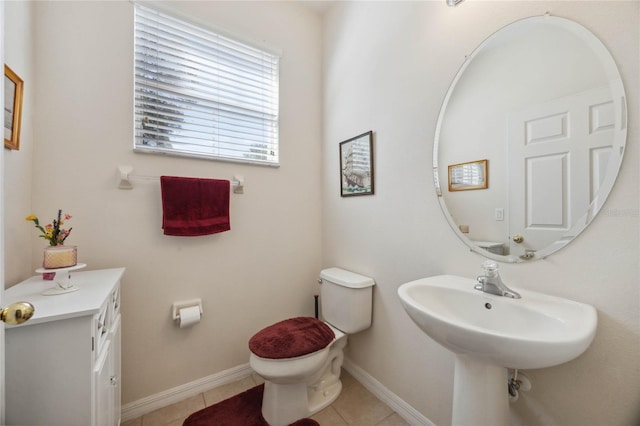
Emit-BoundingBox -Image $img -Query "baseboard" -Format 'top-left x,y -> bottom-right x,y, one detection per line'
120,363 -> 253,422
343,357 -> 436,426
121,358 -> 434,425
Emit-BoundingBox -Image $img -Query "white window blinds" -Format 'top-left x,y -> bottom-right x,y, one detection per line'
134,5 -> 280,166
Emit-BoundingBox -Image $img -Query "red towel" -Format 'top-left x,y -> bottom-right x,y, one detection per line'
160,176 -> 230,236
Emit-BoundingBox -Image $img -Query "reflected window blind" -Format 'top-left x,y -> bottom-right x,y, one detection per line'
450,163 -> 484,185
134,5 -> 280,166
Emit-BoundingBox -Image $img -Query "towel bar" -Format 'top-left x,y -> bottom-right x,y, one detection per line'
117,166 -> 244,194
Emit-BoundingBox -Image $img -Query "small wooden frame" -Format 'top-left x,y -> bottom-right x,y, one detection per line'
4,64 -> 24,150
448,159 -> 488,191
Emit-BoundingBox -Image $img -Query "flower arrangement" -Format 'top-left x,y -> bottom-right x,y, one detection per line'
26,209 -> 73,246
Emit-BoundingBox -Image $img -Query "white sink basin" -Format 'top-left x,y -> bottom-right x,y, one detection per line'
398,274 -> 597,369
398,275 -> 598,426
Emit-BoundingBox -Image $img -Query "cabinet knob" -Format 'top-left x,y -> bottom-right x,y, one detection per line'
110,376 -> 119,387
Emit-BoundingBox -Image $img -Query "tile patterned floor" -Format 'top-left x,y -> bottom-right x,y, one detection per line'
122,370 -> 410,426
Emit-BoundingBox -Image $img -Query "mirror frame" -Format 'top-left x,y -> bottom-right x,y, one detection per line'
433,14 -> 627,263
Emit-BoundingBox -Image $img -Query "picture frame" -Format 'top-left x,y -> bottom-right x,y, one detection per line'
339,131 -> 374,197
4,64 -> 24,150
448,159 -> 488,191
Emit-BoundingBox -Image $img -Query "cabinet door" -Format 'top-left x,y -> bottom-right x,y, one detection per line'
94,340 -> 112,426
6,316 -> 93,425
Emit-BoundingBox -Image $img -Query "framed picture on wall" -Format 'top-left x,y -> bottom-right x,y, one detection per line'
4,64 -> 24,150
340,131 -> 374,197
448,159 -> 488,191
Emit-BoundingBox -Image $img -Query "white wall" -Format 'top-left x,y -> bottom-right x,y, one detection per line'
4,1 -> 34,285
22,0 -> 323,404
323,2 -> 639,425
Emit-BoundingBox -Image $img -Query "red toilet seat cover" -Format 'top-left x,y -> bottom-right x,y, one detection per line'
249,317 -> 335,359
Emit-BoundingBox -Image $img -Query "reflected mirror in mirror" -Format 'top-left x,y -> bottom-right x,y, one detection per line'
434,14 -> 627,263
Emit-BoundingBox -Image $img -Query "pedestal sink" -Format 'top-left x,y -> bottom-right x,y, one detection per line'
398,275 -> 597,426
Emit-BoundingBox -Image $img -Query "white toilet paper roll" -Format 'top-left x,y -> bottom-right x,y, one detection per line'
178,306 -> 201,328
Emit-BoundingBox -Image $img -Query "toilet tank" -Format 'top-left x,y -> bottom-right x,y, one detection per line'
319,267 -> 375,334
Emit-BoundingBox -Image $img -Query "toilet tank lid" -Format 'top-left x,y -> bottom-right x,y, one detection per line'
320,267 -> 375,288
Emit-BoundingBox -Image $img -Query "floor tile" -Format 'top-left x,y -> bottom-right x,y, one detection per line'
340,369 -> 358,388
203,375 -> 257,406
128,371 -> 407,426
141,394 -> 205,426
331,379 -> 394,426
375,412 -> 411,426
310,405 -> 349,425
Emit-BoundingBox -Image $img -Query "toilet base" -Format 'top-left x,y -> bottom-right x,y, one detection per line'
308,371 -> 342,414
262,381 -> 310,426
261,370 -> 343,426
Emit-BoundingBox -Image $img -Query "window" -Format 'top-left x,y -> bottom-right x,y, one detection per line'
134,5 -> 280,166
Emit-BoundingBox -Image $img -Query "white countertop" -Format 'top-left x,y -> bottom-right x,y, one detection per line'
4,268 -> 125,327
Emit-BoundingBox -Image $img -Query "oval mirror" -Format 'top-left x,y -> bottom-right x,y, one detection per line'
434,15 -> 627,263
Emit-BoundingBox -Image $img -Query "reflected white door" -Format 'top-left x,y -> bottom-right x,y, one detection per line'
508,87 -> 614,257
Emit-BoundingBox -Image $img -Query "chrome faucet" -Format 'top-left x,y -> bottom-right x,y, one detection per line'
474,260 -> 521,299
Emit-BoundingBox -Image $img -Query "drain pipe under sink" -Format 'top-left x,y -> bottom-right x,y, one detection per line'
508,370 -> 532,402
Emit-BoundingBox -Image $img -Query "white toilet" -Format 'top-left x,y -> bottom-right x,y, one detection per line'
249,267 -> 375,426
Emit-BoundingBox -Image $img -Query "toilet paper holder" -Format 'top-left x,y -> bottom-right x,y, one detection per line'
172,299 -> 203,321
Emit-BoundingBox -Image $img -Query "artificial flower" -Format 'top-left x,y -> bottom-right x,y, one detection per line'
25,209 -> 73,246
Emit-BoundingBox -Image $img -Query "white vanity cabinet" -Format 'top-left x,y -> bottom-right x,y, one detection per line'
4,268 -> 125,426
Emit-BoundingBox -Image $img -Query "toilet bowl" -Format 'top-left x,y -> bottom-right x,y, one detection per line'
248,268 -> 375,426
250,320 -> 347,425
250,345 -> 331,384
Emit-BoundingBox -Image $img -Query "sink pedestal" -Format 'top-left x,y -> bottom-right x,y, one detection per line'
452,355 -> 509,426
